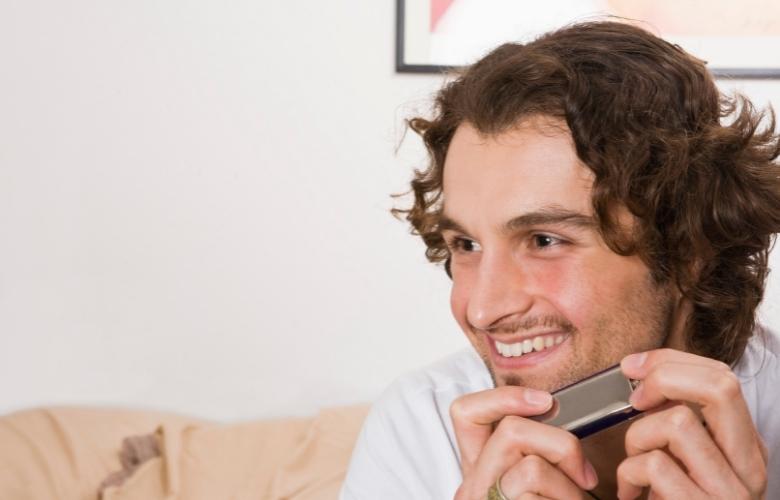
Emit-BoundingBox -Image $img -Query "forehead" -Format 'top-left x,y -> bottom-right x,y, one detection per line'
441,119 -> 595,228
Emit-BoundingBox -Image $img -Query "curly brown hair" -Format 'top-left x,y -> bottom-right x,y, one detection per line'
393,21 -> 780,365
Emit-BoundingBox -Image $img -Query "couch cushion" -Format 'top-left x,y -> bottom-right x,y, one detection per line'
0,404 -> 369,500
0,407 -> 204,500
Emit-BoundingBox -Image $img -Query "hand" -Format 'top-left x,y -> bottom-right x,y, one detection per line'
450,386 -> 598,499
618,349 -> 768,499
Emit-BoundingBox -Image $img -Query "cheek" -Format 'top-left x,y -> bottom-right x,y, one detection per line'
527,259 -> 597,328
450,260 -> 589,330
538,256 -> 652,332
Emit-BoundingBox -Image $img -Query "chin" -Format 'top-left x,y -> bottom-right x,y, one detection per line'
498,371 -> 580,393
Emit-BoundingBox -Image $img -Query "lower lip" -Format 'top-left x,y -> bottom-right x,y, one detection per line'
488,334 -> 569,369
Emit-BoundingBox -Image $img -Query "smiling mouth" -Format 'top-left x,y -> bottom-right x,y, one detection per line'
493,333 -> 570,358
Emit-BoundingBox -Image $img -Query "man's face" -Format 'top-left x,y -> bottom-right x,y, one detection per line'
441,118 -> 678,392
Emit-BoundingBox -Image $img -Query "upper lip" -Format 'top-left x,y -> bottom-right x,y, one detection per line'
487,331 -> 569,345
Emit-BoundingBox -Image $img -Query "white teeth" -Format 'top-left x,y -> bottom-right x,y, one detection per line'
495,334 -> 568,358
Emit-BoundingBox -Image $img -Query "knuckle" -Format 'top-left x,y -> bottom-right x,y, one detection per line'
559,432 -> 583,460
517,454 -> 547,484
645,449 -> 669,475
504,456 -> 554,496
494,415 -> 523,440
712,360 -> 731,372
712,370 -> 741,400
616,457 -> 641,486
449,398 -> 467,420
667,404 -> 697,431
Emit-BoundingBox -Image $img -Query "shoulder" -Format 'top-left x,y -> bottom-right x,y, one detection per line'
733,325 -> 780,497
384,347 -> 492,403
733,324 -> 780,384
733,325 -> 780,442
340,348 -> 491,499
364,347 -> 492,439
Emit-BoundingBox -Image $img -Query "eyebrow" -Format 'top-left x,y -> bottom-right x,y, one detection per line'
438,206 -> 597,236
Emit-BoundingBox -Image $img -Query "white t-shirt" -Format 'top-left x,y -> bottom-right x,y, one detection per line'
340,329 -> 780,499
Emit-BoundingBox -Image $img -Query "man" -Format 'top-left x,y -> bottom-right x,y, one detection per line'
341,21 -> 780,499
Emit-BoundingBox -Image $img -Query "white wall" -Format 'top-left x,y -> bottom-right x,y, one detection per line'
1,1 -> 779,421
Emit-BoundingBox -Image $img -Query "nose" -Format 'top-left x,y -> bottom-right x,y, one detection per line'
466,248 -> 533,331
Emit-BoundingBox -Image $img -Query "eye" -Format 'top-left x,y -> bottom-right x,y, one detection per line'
532,234 -> 563,249
446,236 -> 482,254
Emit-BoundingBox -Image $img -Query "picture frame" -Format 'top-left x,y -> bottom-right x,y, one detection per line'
396,0 -> 780,78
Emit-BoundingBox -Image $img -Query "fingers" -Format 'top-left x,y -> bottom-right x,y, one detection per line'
617,449 -> 704,500
625,403 -> 746,494
517,494 -> 549,500
501,455 -> 587,500
460,416 -> 596,496
621,349 -> 767,497
450,386 -> 553,476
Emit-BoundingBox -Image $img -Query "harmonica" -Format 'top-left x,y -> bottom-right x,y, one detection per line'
532,365 -> 643,499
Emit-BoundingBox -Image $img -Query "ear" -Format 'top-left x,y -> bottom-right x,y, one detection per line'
664,286 -> 693,352
665,253 -> 710,352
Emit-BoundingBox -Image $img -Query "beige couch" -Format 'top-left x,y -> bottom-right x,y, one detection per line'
0,404 -> 369,500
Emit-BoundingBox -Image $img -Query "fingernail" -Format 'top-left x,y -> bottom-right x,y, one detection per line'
583,461 -> 598,489
523,389 -> 552,408
623,352 -> 647,370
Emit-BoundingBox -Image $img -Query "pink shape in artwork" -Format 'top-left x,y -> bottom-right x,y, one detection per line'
431,0 -> 455,33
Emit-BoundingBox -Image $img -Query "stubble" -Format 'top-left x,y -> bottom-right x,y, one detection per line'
479,274 -> 676,392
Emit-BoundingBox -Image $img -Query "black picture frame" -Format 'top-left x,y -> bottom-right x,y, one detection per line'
395,0 -> 780,79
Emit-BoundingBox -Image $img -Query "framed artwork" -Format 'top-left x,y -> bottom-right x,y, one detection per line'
396,0 -> 780,78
